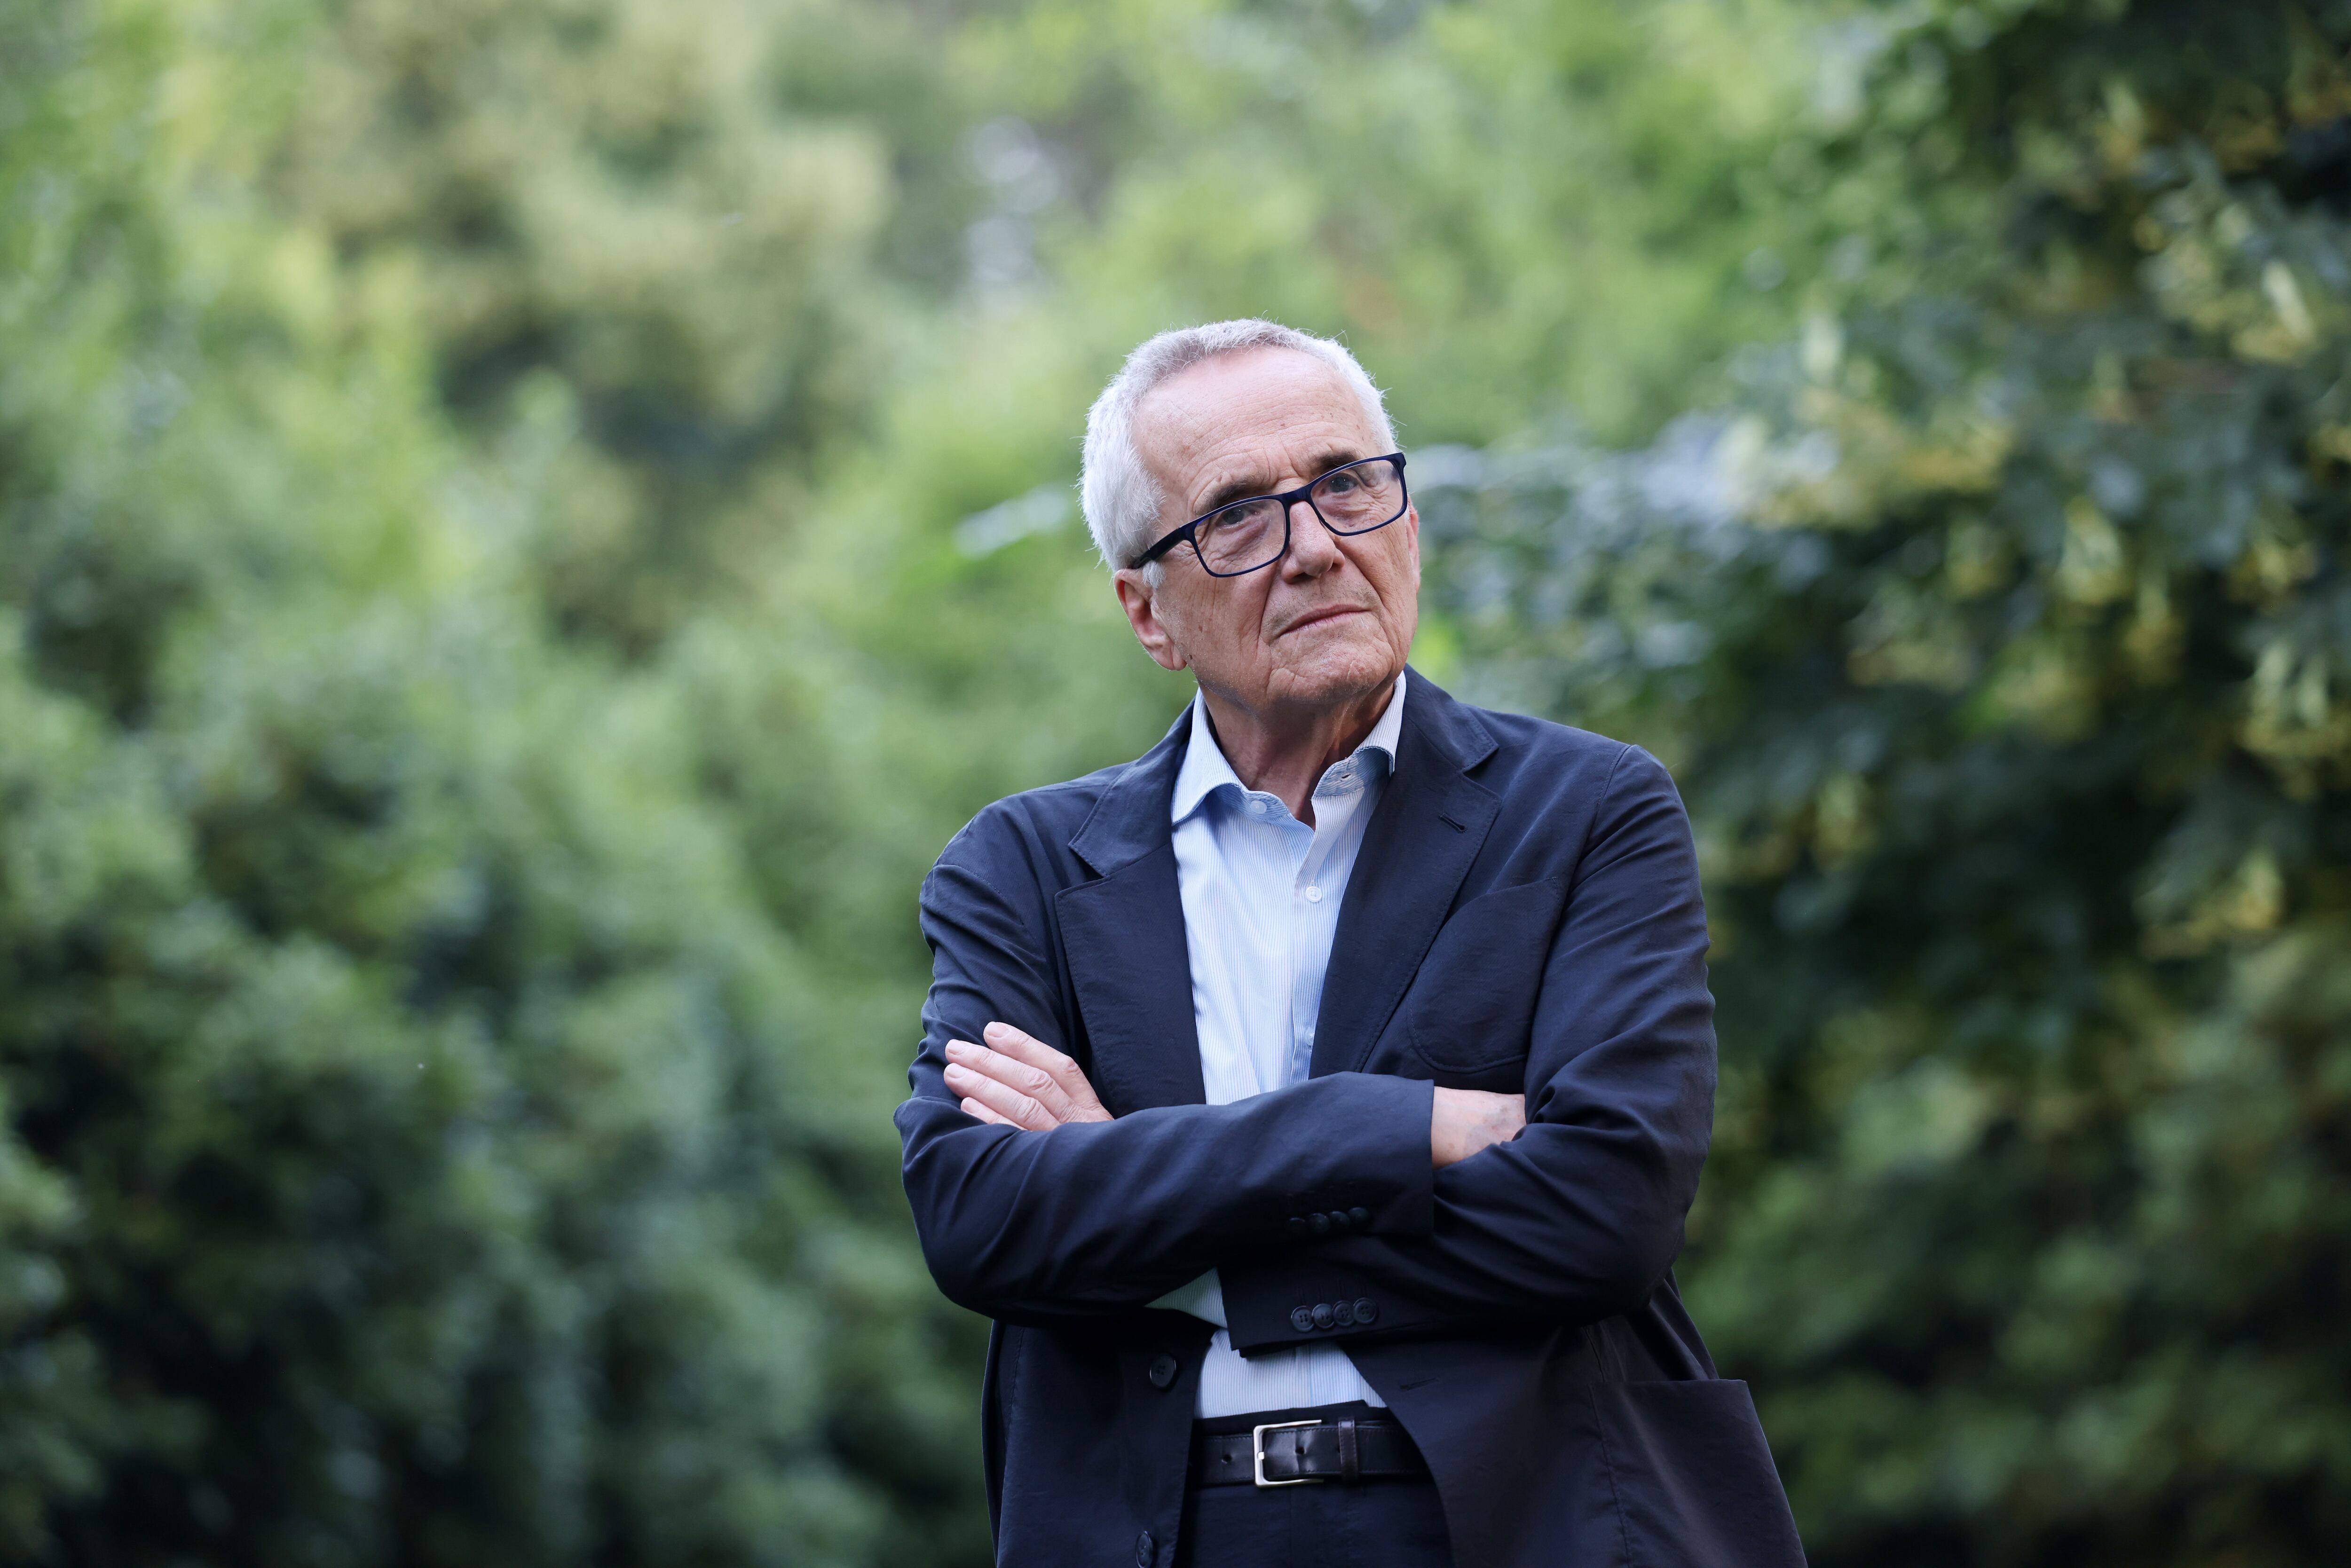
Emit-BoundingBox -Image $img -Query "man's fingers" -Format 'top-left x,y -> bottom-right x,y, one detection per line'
949,1038 -> 1074,1121
960,1096 -> 1016,1127
982,1021 -> 1077,1076
982,1022 -> 1109,1121
944,1060 -> 1056,1130
942,1028 -> 1111,1128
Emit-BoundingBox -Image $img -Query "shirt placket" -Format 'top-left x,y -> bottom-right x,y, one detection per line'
1274,812 -> 1314,1089
1235,790 -> 1310,1098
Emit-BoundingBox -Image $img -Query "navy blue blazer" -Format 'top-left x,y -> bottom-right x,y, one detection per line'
897,671 -> 1804,1568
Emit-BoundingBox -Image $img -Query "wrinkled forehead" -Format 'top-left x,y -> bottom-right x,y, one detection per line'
1132,348 -> 1379,498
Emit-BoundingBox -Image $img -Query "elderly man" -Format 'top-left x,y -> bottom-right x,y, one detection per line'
897,320 -> 1803,1568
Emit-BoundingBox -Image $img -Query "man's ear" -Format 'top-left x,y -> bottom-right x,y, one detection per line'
1112,568 -> 1188,672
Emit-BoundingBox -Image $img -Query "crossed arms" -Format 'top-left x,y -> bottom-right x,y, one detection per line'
894,746 -> 1716,1348
945,1024 -> 1528,1166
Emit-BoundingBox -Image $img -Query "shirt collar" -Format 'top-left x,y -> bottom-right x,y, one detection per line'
1169,671 -> 1408,825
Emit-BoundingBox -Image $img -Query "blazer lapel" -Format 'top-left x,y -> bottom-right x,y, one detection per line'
1057,708 -> 1207,1115
1311,672 -> 1500,1078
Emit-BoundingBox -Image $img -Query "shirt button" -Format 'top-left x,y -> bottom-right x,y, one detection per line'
1148,1353 -> 1179,1390
1303,886 -> 1323,903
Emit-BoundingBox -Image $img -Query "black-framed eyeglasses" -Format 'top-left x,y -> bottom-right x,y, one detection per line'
1134,453 -> 1409,577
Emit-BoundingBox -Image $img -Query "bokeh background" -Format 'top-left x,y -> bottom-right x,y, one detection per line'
6,0 -> 2351,1562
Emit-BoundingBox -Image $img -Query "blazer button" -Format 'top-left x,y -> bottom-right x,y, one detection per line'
1311,1302 -> 1336,1330
1354,1297 -> 1378,1324
1136,1528 -> 1155,1566
1289,1216 -> 1308,1236
1332,1300 -> 1355,1326
1307,1213 -> 1331,1237
1325,1210 -> 1350,1231
1147,1353 -> 1178,1390
1349,1206 -> 1371,1227
1290,1306 -> 1317,1333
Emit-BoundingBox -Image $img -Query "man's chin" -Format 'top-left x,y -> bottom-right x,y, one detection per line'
1264,638 -> 1402,709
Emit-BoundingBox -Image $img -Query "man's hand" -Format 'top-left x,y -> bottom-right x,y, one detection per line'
945,1023 -> 1113,1129
1432,1088 -> 1525,1168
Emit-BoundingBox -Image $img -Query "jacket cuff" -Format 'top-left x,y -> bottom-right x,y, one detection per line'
1219,1239 -> 1435,1355
1286,1071 -> 1433,1240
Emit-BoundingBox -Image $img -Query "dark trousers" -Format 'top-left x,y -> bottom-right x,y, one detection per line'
1172,1473 -> 1452,1567
1172,1404 -> 1452,1568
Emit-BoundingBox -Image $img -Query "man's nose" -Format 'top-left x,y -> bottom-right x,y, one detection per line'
1278,497 -> 1341,577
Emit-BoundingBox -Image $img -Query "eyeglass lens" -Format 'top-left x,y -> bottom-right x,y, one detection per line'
1193,459 -> 1405,575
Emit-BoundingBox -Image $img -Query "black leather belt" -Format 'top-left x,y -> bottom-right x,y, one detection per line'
1191,1414 -> 1430,1489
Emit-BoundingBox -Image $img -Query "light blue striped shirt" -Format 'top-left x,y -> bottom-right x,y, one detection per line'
1149,672 -> 1406,1417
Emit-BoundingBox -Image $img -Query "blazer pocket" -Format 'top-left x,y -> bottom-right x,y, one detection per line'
1399,875 -> 1567,1076
1590,1379 -> 1806,1568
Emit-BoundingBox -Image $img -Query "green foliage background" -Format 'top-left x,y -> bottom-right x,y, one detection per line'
4,0 -> 2347,1563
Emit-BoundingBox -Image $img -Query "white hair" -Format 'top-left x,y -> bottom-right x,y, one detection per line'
1079,319 -> 1396,571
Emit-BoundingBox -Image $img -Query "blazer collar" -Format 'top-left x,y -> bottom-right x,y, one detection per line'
1068,704 -> 1192,879
1311,671 -> 1499,1075
1057,702 -> 1200,1113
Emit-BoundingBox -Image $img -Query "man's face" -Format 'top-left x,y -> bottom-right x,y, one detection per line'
1114,348 -> 1419,718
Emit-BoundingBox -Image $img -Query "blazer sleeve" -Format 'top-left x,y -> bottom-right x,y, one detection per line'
1218,746 -> 1718,1350
895,802 -> 1437,1327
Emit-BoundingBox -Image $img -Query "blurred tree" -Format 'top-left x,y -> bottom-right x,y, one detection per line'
1421,1 -> 2351,1561
272,0 -> 980,650
962,0 -> 1818,444
0,1 -> 982,1562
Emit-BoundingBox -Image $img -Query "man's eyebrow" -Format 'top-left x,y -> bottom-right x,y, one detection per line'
1195,471 -> 1277,517
1192,448 -> 1367,517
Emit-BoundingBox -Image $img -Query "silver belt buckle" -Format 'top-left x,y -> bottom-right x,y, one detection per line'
1252,1419 -> 1325,1488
